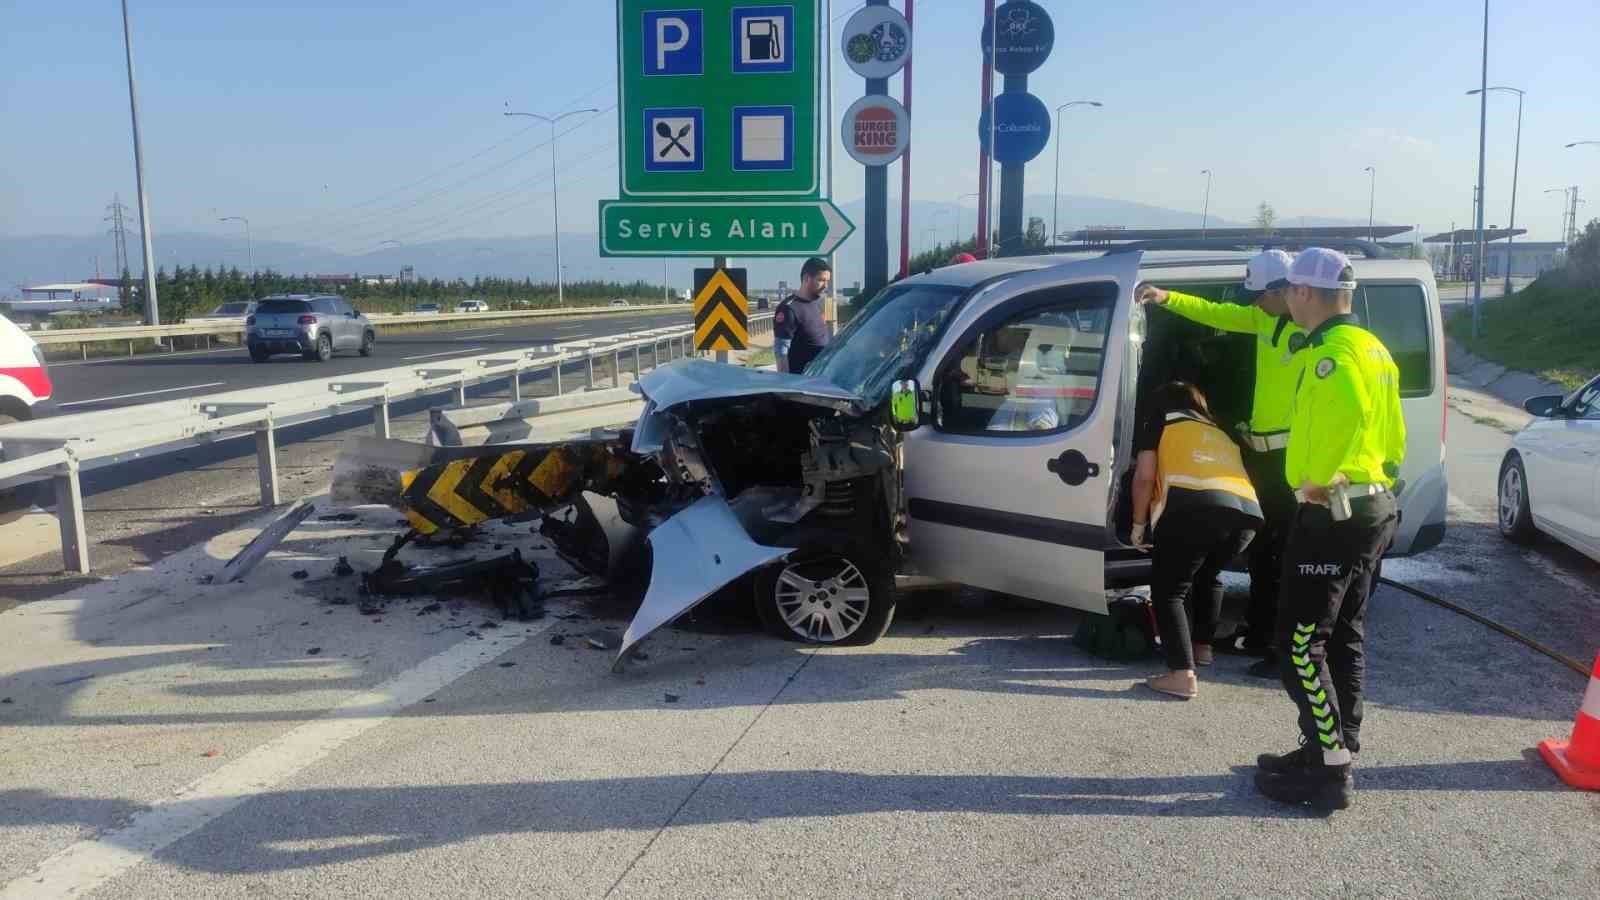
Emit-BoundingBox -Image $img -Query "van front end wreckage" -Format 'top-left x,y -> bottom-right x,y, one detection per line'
331,360 -> 904,670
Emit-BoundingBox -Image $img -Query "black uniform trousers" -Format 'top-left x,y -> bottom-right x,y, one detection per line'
1276,492 -> 1397,760
1241,446 -> 1296,645
1151,507 -> 1257,671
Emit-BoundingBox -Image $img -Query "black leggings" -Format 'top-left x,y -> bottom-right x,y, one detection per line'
1151,510 -> 1257,671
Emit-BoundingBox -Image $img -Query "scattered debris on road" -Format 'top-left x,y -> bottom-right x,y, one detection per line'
216,502 -> 317,584
306,647 -> 322,656
290,570 -> 309,580
664,692 -> 680,703
364,548 -> 544,621
54,674 -> 95,686
318,512 -> 359,522
333,557 -> 355,577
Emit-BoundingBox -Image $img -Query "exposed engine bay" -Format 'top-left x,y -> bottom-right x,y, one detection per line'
332,360 -> 900,669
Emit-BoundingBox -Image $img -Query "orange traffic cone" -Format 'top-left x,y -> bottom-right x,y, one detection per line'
1539,651 -> 1600,791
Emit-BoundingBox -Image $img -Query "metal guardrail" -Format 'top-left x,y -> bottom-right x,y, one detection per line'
0,313 -> 774,574
29,302 -> 694,357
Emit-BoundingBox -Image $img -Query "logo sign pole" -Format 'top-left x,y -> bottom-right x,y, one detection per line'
846,0 -> 908,301
693,267 -> 750,355
978,0 -> 1053,257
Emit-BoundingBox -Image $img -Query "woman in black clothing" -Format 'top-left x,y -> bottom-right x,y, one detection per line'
1131,382 -> 1263,699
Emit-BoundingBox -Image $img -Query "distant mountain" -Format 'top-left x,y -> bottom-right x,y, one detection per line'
1,193 -> 1305,300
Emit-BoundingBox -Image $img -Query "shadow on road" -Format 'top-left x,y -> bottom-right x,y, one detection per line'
0,754 -> 1568,875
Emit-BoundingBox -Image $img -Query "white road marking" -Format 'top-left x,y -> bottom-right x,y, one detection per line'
400,347 -> 485,361
453,332 -> 503,340
0,623 -> 549,899
50,347 -> 244,367
56,382 -> 228,408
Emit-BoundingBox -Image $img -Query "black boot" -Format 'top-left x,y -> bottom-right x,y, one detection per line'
1255,764 -> 1355,812
1256,738 -> 1315,774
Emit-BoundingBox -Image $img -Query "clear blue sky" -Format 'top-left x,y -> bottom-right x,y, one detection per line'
2,0 -> 1597,249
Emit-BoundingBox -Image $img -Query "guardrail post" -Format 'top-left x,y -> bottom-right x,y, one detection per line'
611,349 -> 621,387
552,361 -> 563,395
586,353 -> 596,390
53,454 -> 89,575
255,415 -> 280,507
374,394 -> 391,440
633,344 -> 642,380
510,367 -> 523,402
455,379 -> 467,406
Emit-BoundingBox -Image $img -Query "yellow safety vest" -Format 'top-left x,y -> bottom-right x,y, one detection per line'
1285,316 -> 1408,489
1151,412 -> 1264,528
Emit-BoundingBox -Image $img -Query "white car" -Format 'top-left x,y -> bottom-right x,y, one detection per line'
1499,373 -> 1600,562
609,299 -> 630,308
455,300 -> 490,313
0,313 -> 54,425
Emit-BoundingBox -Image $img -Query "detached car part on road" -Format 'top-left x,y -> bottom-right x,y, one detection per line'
335,249 -> 1451,670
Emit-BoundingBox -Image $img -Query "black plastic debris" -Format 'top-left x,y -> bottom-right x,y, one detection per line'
319,513 -> 359,522
498,661 -> 516,668
363,545 -> 545,622
416,602 -> 443,616
291,570 -> 310,580
307,647 -> 322,656
549,634 -> 566,646
54,674 -> 94,686
333,557 -> 355,577
664,692 -> 680,703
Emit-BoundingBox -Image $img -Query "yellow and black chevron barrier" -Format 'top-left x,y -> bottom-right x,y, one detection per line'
396,445 -> 618,535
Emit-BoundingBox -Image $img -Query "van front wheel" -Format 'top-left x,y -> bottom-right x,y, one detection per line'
755,530 -> 895,645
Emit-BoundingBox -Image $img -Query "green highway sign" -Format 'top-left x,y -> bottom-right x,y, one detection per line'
598,199 -> 854,257
617,0 -> 820,198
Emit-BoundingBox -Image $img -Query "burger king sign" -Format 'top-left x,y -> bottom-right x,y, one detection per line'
842,95 -> 910,166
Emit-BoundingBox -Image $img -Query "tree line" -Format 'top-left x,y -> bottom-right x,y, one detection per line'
114,267 -> 674,321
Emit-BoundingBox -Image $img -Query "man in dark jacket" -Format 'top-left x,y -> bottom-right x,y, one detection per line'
774,257 -> 832,374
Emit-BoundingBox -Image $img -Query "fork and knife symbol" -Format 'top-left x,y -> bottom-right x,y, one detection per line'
655,121 -> 693,158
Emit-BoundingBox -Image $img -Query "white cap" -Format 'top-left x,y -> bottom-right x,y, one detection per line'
1288,247 -> 1358,290
1242,250 -> 1294,292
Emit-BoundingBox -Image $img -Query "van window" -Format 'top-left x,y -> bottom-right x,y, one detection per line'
312,299 -> 339,314
1356,284 -> 1432,397
935,288 -> 1114,436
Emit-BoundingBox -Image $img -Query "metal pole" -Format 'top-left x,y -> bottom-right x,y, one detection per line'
824,0 -> 835,290
550,120 -> 563,307
1364,167 -> 1376,242
897,0 -> 914,279
1052,106 -> 1063,245
1505,91 -> 1521,293
976,0 -> 996,258
1200,169 -> 1212,238
121,0 -> 159,326
1471,0 -> 1489,339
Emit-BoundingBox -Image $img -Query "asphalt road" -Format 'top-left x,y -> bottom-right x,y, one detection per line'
0,377 -> 1596,897
45,310 -> 690,412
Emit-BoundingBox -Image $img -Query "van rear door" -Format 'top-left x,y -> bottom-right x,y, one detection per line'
901,253 -> 1141,614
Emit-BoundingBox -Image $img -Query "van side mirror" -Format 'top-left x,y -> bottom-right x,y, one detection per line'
890,379 -> 921,431
1523,395 -> 1565,418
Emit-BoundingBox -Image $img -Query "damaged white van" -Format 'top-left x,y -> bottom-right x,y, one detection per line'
343,246 -> 1449,669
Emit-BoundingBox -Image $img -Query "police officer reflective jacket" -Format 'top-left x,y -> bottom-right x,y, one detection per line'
1160,290 -> 1307,445
1285,314 -> 1407,489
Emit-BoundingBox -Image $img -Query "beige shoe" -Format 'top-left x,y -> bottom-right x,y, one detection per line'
1192,643 -> 1215,666
1144,670 -> 1198,699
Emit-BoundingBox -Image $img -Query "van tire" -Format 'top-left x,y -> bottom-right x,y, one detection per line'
1498,453 -> 1538,544
359,331 -> 375,357
754,529 -> 895,646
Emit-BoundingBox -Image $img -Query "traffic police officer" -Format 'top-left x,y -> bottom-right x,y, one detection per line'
1254,247 -> 1406,812
1135,250 -> 1306,675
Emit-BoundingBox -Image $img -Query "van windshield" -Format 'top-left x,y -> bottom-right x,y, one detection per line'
806,283 -> 967,407
257,300 -> 311,314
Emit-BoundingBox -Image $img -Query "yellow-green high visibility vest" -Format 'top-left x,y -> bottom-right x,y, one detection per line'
1284,314 -> 1408,489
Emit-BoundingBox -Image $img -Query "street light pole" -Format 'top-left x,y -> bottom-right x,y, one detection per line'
121,0 -> 160,325
503,107 -> 600,307
1051,100 -> 1102,245
219,216 -> 252,273
1470,86 -> 1524,293
1363,167 -> 1376,242
1470,0 -> 1489,339
1200,169 -> 1212,238
955,193 -> 979,248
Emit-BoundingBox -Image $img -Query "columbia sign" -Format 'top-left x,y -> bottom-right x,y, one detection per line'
842,94 -> 910,166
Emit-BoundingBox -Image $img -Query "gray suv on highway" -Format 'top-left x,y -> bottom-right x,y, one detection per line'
246,295 -> 375,362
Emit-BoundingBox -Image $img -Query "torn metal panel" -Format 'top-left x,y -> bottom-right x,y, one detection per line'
637,359 -> 863,413
613,495 -> 793,672
215,502 -> 316,584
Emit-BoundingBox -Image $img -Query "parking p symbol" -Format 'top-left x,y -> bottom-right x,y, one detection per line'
643,9 -> 703,76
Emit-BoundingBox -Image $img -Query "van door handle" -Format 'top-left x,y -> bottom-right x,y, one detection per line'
1047,449 -> 1099,486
